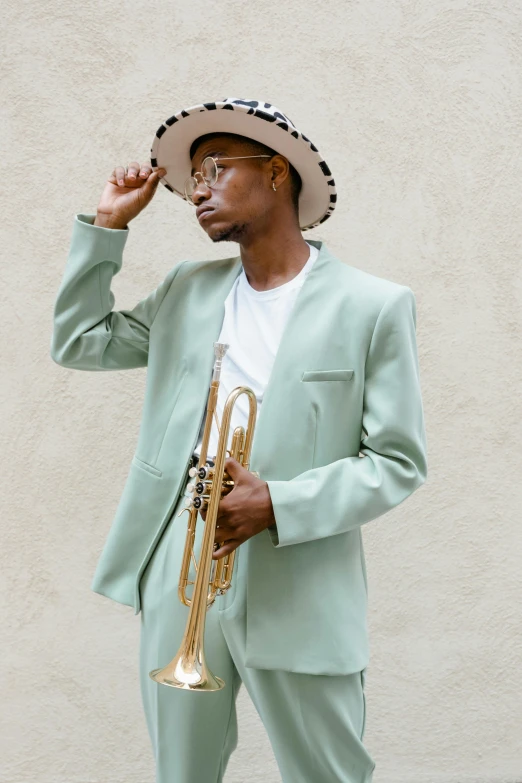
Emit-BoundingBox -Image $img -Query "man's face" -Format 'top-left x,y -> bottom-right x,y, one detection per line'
189,135 -> 273,243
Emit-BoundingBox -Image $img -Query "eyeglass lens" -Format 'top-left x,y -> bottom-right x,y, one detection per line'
185,157 -> 218,202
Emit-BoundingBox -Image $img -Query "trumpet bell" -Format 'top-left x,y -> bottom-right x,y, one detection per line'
149,647 -> 225,691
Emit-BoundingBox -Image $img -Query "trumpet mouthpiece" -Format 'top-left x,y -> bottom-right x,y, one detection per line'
212,342 -> 229,382
213,342 -> 229,361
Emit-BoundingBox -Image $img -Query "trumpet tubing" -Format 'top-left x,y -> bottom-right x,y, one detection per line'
149,342 -> 258,691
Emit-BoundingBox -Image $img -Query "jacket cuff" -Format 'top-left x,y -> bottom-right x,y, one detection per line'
266,521 -> 279,546
266,480 -> 293,547
76,213 -> 129,232
65,213 -> 129,279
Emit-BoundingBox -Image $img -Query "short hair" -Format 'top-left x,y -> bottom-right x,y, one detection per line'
189,132 -> 302,216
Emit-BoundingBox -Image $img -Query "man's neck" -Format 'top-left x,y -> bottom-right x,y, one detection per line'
238,232 -> 312,292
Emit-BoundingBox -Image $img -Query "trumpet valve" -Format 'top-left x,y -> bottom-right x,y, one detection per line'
189,461 -> 214,480
195,480 -> 211,496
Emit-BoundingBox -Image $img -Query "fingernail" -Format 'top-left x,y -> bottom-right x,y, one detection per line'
118,179 -> 124,186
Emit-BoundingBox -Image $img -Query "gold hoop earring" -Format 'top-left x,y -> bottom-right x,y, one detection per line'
272,182 -> 277,191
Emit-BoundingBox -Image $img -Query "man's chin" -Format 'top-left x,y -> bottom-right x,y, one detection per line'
207,221 -> 247,243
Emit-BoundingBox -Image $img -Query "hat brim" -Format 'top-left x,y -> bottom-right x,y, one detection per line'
150,100 -> 336,231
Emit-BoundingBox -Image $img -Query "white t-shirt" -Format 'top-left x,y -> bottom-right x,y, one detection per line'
193,242 -> 319,459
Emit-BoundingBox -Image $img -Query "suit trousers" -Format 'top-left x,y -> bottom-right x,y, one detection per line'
139,464 -> 376,783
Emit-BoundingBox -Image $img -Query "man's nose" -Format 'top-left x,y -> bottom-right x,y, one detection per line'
191,176 -> 212,204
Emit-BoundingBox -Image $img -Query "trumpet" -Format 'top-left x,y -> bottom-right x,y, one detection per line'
149,342 -> 258,691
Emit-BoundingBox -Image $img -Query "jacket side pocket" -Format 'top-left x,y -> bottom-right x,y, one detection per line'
131,455 -> 163,478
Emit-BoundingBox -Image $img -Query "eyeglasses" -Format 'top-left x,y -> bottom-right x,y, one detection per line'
184,155 -> 272,204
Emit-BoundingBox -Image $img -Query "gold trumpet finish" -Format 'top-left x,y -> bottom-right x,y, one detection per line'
149,342 -> 258,691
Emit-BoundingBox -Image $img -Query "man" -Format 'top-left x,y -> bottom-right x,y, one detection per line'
50,98 -> 427,783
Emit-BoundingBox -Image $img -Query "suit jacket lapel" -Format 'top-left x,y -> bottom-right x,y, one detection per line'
245,239 -> 340,473
184,239 -> 341,474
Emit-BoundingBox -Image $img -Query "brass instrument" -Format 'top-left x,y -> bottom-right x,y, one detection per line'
149,342 -> 258,691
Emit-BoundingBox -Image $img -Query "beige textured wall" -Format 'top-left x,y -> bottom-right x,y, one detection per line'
2,1 -> 521,781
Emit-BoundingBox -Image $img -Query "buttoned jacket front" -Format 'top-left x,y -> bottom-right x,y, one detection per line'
50,214 -> 428,676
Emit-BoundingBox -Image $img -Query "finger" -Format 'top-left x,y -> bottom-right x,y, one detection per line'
212,540 -> 238,560
215,502 -> 231,527
126,161 -> 142,181
113,165 -> 126,187
139,163 -> 152,178
214,524 -> 234,542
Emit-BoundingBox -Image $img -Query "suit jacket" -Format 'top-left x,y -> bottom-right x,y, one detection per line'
50,213 -> 427,676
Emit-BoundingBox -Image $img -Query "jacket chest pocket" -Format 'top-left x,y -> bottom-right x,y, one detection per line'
299,368 -> 361,463
299,367 -> 357,413
301,368 -> 354,382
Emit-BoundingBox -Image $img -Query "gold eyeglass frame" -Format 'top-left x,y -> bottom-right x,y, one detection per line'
184,155 -> 272,204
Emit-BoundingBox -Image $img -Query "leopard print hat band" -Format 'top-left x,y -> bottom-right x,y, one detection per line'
150,98 -> 337,231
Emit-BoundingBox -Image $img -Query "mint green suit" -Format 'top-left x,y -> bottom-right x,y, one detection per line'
50,214 -> 427,782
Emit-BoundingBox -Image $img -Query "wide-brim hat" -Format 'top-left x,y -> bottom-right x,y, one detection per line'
150,98 -> 337,231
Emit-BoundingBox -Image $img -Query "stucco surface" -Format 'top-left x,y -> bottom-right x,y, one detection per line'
2,1 -> 521,781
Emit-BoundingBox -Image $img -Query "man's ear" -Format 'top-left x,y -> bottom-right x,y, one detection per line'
269,154 -> 290,189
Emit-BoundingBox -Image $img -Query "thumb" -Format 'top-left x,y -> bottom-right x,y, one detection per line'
224,456 -> 243,479
144,169 -> 165,195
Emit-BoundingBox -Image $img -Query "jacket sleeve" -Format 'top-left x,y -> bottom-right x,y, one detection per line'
50,213 -> 183,370
265,285 -> 428,547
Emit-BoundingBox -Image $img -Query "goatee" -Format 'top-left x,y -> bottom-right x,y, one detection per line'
210,222 -> 248,243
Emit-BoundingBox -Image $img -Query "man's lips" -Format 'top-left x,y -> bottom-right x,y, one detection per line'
197,206 -> 215,222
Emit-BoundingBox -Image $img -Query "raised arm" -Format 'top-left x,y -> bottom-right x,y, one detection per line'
50,159 -> 176,370
50,213 -> 182,370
